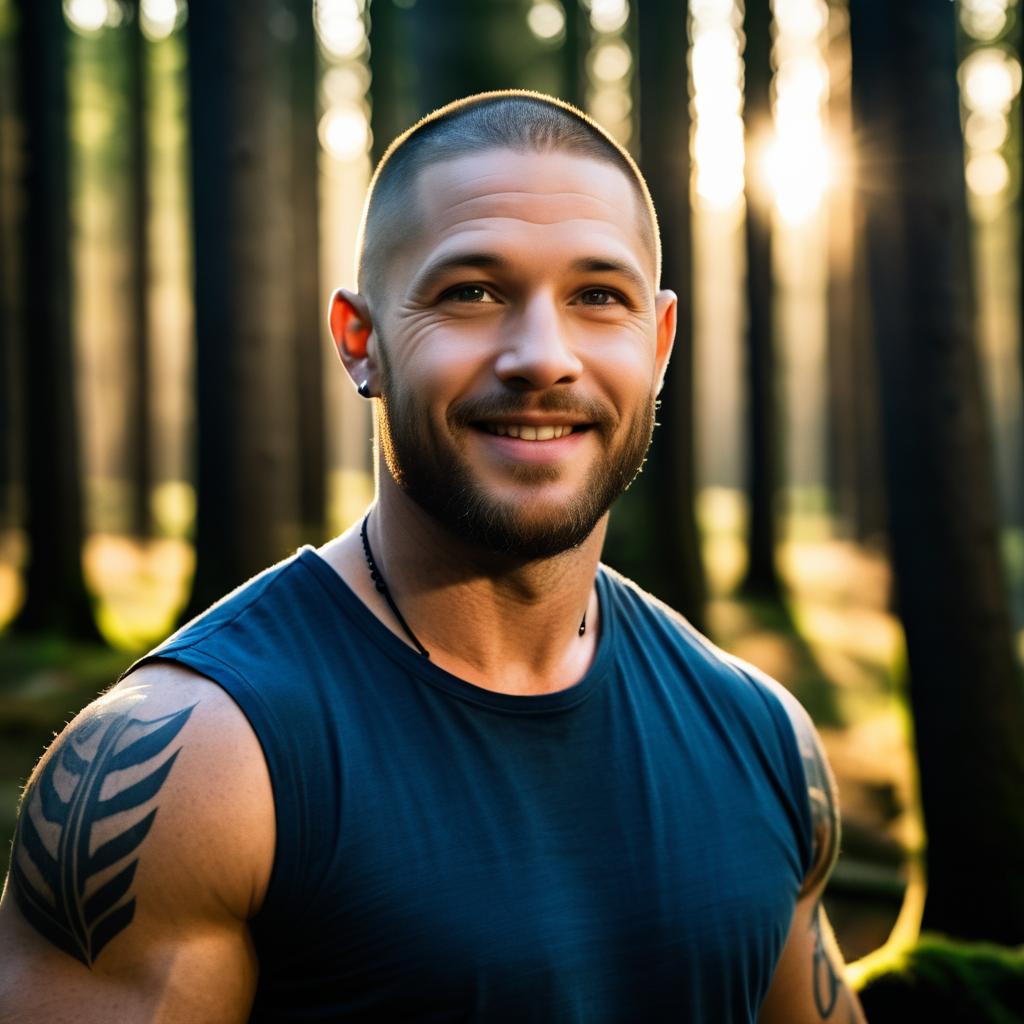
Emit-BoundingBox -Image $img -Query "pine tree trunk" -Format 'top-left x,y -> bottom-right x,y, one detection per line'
368,0 -> 416,163
13,0 -> 98,639
288,0 -> 326,543
561,0 -> 589,110
827,2 -> 887,544
850,0 -> 1024,942
126,0 -> 153,539
183,2 -> 300,618
739,0 -> 782,601
0,14 -> 18,534
634,0 -> 707,630
410,0 -> 557,113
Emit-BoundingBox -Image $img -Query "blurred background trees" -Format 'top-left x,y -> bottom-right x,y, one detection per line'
2,0 -> 1024,1011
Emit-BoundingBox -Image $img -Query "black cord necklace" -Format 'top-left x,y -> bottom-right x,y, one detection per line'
359,512 -> 587,661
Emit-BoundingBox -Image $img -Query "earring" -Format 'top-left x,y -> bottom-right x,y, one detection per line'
357,380 -> 371,398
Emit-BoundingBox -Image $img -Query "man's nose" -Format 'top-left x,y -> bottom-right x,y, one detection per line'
493,294 -> 583,390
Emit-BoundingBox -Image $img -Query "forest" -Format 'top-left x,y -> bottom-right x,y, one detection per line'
2,0 -> 1024,1018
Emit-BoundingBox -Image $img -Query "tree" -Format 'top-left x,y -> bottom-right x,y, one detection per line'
288,0 -> 327,542
739,0 -> 783,602
0,4 -> 19,537
12,0 -> 98,639
368,0 -> 417,163
183,2 -> 301,616
633,0 -> 707,629
560,0 -> 588,110
409,0 -> 565,113
824,0 -> 886,544
125,0 -> 154,539
850,0 -> 1024,942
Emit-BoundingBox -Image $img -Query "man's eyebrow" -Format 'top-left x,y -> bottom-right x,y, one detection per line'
410,252 -> 510,295
409,252 -> 652,298
570,257 -> 650,296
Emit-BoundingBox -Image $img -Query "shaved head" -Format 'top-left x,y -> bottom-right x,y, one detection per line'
356,90 -> 662,305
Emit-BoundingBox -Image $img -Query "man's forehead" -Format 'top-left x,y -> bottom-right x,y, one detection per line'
407,148 -> 654,276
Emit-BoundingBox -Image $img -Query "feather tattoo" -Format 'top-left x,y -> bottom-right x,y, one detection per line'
10,703 -> 195,966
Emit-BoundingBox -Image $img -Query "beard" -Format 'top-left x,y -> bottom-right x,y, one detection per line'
376,357 -> 657,561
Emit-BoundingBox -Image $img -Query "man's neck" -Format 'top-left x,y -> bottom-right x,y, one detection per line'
318,491 -> 605,697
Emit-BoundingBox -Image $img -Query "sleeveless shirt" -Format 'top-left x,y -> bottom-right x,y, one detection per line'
130,547 -> 813,1022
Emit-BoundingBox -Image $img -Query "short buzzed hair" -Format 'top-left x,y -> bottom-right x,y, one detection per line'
356,90 -> 662,298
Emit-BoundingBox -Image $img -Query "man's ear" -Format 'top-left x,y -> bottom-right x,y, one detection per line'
653,289 -> 678,394
328,288 -> 378,396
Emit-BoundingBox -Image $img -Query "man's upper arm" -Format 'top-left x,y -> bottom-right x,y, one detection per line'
0,663 -> 275,1024
758,684 -> 867,1023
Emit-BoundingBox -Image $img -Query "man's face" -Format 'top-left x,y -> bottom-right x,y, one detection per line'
366,147 -> 676,559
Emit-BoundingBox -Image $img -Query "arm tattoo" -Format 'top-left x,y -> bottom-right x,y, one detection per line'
773,690 -> 840,895
9,703 -> 195,966
799,726 -> 839,894
811,900 -> 840,1018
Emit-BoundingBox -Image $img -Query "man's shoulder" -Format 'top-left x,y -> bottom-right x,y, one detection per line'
599,564 -> 815,740
2,661 -> 275,977
599,563 -> 749,675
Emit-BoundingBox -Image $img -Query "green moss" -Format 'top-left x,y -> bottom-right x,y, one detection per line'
857,934 -> 1024,1023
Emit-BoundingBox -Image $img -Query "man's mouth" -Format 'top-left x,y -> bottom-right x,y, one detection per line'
478,423 -> 583,441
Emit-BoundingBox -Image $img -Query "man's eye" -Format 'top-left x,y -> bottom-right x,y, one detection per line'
578,289 -> 620,306
443,285 -> 497,303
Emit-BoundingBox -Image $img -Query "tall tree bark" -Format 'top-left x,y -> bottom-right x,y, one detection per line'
825,1 -> 886,544
410,0 -> 557,114
12,0 -> 98,638
184,1 -> 300,617
125,0 -> 154,539
289,0 -> 326,542
369,0 -> 417,163
0,12 -> 19,533
739,0 -> 782,601
561,0 -> 589,110
850,0 -> 1024,942
635,0 -> 707,630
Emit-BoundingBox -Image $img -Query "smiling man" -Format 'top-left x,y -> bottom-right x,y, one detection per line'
0,92 -> 865,1023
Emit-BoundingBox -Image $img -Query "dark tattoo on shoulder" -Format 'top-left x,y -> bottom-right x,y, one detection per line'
804,734 -> 839,891
10,703 -> 196,966
784,706 -> 840,894
811,900 -> 840,1018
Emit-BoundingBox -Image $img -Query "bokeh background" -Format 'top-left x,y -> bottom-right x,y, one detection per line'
2,0 -> 1024,1017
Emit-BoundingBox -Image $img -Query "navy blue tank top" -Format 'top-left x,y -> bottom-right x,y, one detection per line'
132,548 -> 812,1022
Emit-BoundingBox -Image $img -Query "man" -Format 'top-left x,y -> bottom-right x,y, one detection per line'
0,92 -> 866,1022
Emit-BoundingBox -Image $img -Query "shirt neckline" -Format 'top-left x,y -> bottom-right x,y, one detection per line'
297,546 -> 614,715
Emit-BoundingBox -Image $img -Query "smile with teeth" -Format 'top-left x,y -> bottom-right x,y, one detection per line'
482,423 -> 577,441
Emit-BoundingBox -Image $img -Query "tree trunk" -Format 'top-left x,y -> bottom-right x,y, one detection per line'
183,1 -> 301,618
826,1 -> 887,544
289,0 -> 327,543
739,0 -> 782,601
12,0 -> 98,639
850,0 -> 1024,942
410,0 -> 559,114
125,0 -> 153,539
0,13 -> 19,534
368,0 -> 417,163
561,0 -> 589,110
633,0 -> 707,630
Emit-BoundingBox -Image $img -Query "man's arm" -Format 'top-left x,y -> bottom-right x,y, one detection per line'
758,690 -> 868,1024
0,662 -> 275,1024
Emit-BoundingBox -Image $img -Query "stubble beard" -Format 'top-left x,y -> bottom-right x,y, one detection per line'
376,371 -> 657,561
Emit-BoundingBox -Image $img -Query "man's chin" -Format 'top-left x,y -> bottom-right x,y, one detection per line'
437,494 -> 604,561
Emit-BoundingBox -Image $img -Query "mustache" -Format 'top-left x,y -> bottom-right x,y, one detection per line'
448,391 -> 618,431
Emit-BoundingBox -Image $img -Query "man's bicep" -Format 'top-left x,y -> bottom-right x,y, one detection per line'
0,664 -> 274,1022
759,893 -> 866,1023
759,684 -> 864,1022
